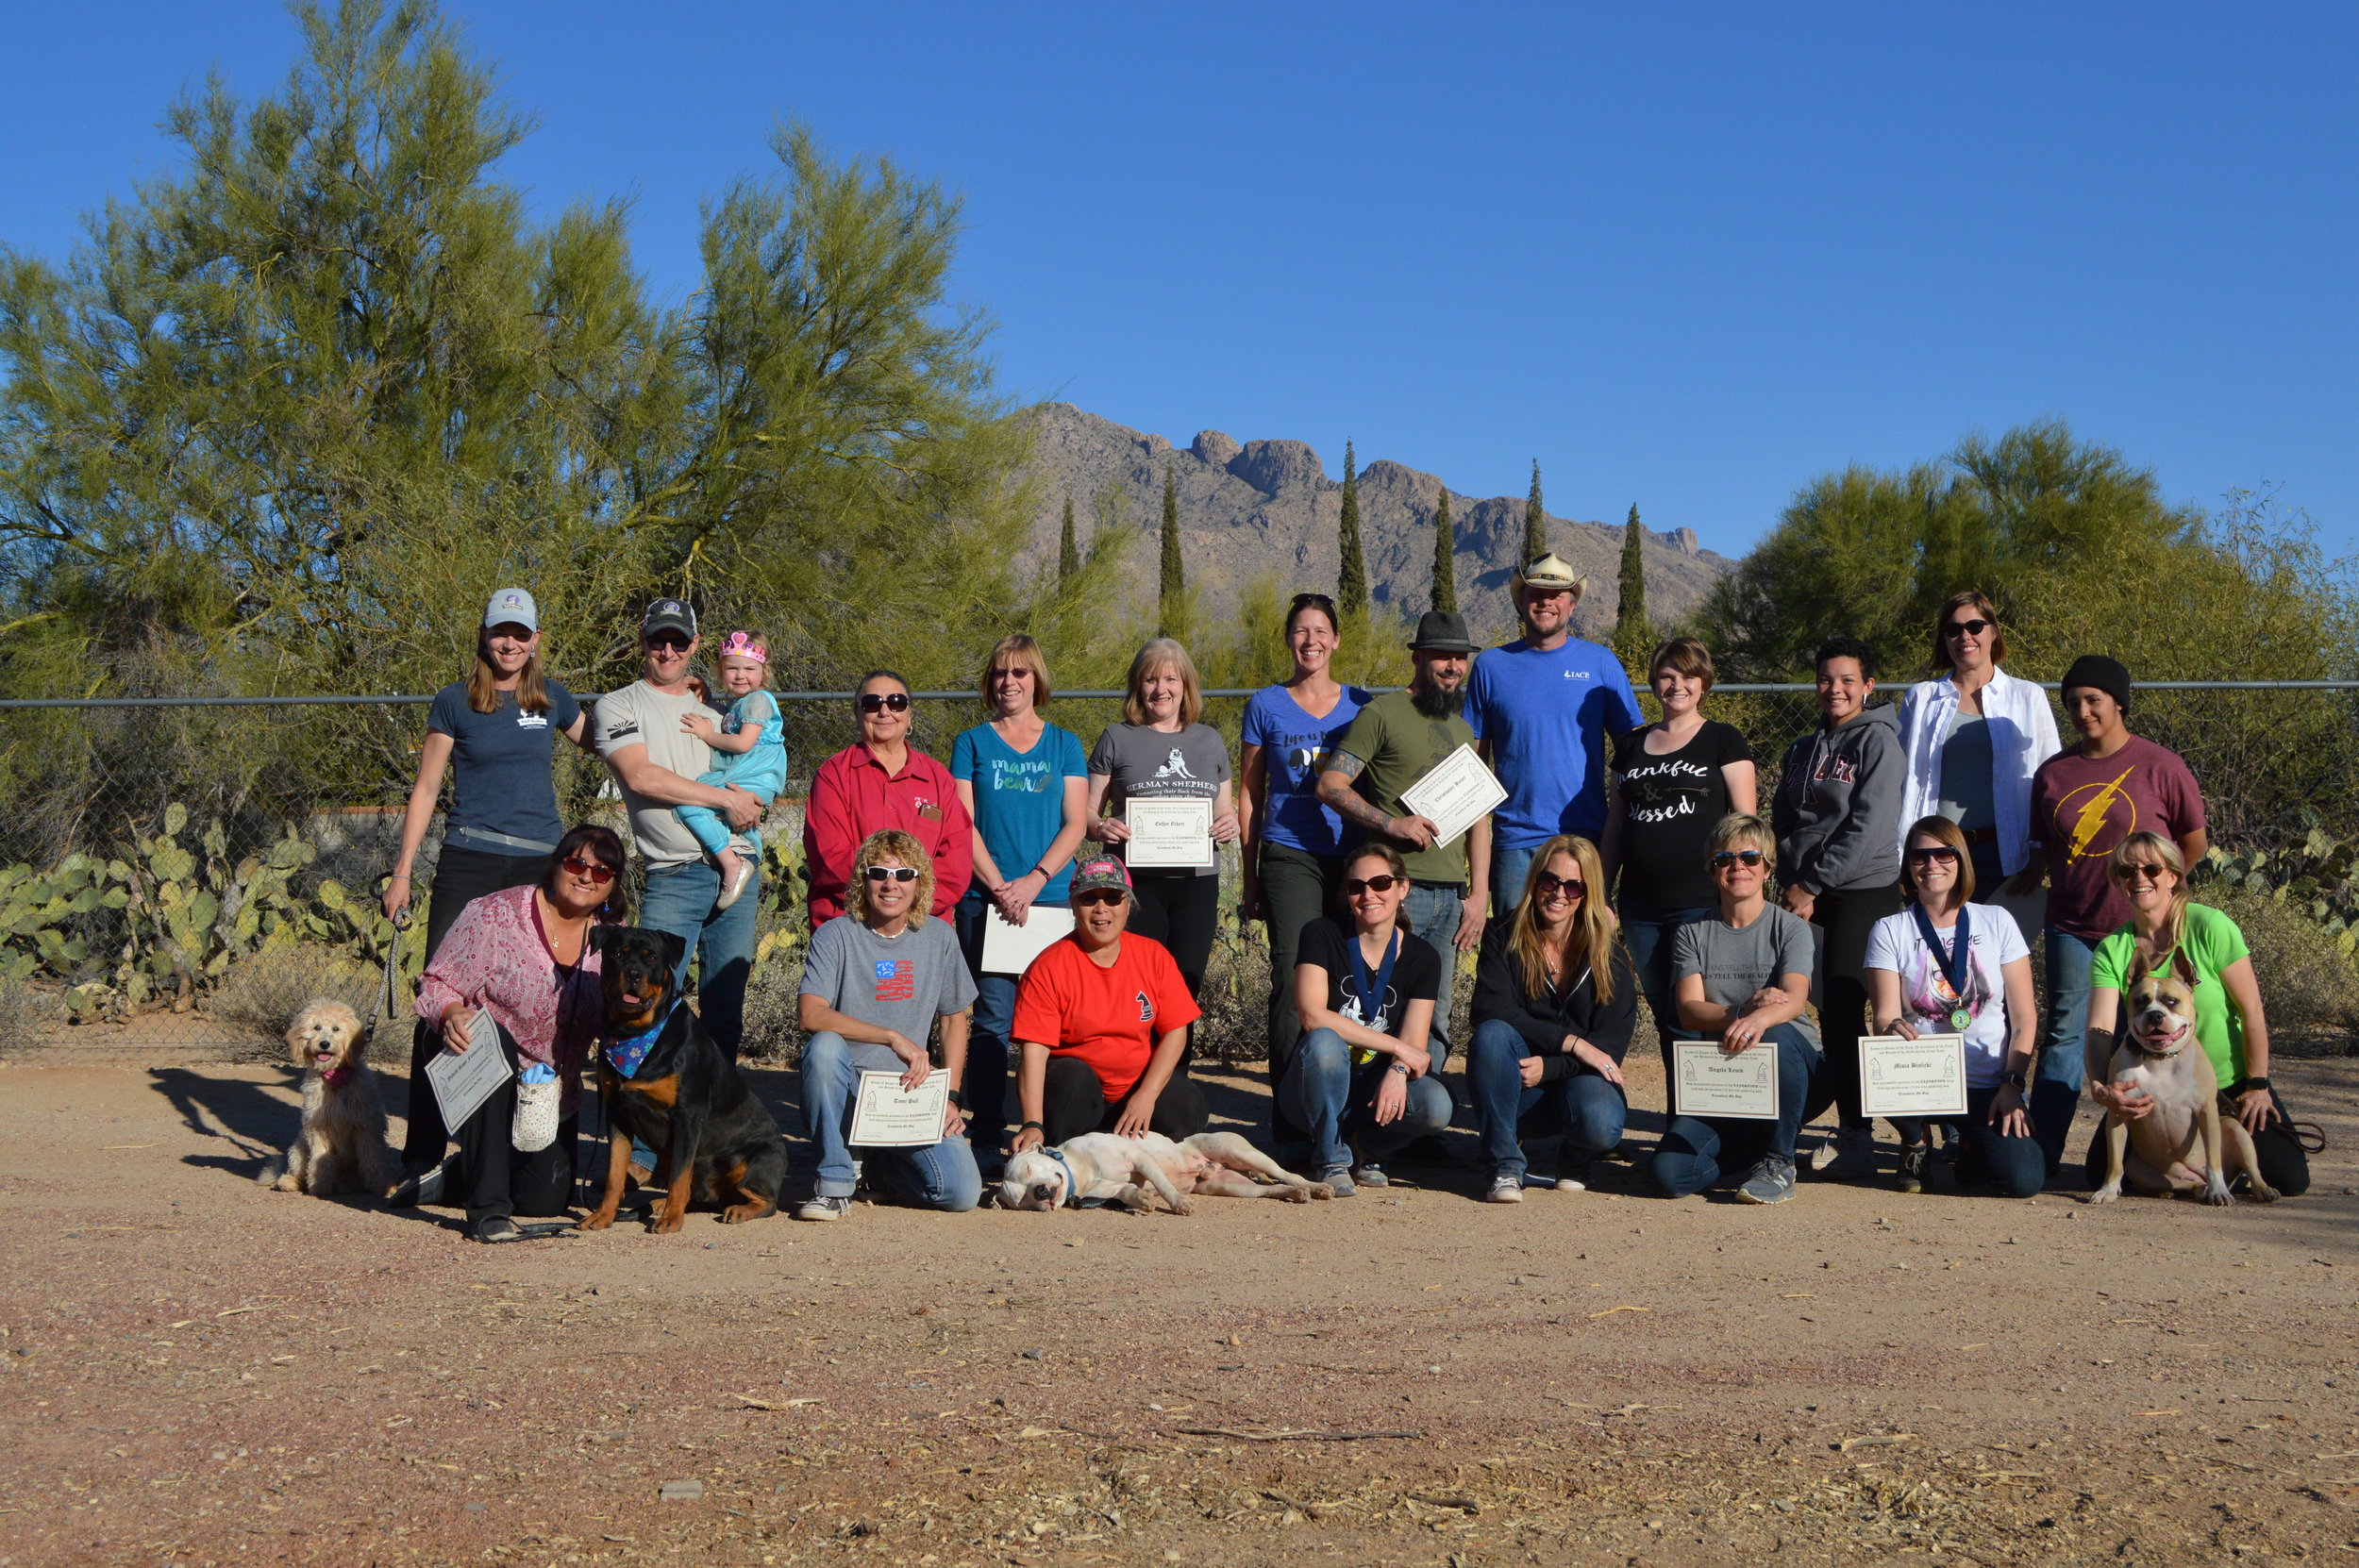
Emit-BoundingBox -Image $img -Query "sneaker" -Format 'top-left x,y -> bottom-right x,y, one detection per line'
1319,1163 -> 1356,1198
1806,1137 -> 1838,1173
1735,1155 -> 1797,1205
472,1214 -> 524,1243
795,1195 -> 854,1222
390,1159 -> 447,1208
715,859 -> 756,912
1897,1143 -> 1929,1194
1550,1157 -> 1593,1193
1823,1126 -> 1877,1180
1483,1175 -> 1525,1204
1350,1159 -> 1389,1189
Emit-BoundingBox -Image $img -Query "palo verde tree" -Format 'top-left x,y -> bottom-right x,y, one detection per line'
1523,460 -> 1548,563
1430,486 -> 1457,615
1336,439 -> 1367,617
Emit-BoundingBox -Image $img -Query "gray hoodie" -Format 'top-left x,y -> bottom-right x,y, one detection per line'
1773,704 -> 1903,895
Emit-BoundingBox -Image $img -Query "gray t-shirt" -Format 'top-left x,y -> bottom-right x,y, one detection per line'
592,679 -> 721,868
798,913 -> 977,1045
1672,905 -> 1815,1013
1936,710 -> 1998,831
1088,722 -> 1232,877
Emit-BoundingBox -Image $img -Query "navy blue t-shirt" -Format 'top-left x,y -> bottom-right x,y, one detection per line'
427,680 -> 582,852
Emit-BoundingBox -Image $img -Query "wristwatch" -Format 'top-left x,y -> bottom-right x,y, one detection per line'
2240,1076 -> 2271,1093
947,1089 -> 968,1111
2000,1070 -> 2028,1091
1386,1060 -> 1411,1076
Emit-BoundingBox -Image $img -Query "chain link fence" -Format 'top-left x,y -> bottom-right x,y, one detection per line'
1,680 -> 2354,1059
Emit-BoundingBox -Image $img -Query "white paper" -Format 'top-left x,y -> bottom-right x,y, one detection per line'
1671,1039 -> 1780,1121
979,904 -> 1077,976
427,1010 -> 513,1131
1397,744 -> 1508,849
1857,1033 -> 1970,1118
847,1069 -> 951,1147
1124,797 -> 1214,870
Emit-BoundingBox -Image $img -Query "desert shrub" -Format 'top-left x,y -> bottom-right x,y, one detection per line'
209,944 -> 384,1056
2204,885 -> 2359,1056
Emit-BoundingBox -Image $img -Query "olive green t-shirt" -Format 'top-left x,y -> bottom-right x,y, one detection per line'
1330,691 -> 1480,885
2090,902 -> 2250,1083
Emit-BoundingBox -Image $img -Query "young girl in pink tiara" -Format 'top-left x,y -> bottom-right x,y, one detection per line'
678,631 -> 790,910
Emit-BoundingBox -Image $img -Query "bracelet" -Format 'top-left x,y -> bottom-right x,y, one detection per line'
1386,1061 -> 1410,1077
2239,1076 -> 2271,1093
1029,865 -> 1052,881
1019,1120 -> 1045,1132
390,872 -> 411,882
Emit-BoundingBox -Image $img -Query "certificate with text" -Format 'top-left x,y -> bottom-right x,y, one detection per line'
1125,797 -> 1214,870
426,1009 -> 512,1132
979,904 -> 1077,976
1857,1033 -> 1969,1118
1397,744 -> 1508,849
848,1070 -> 951,1147
1671,1040 -> 1780,1121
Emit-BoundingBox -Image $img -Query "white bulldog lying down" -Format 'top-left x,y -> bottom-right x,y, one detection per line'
998,1131 -> 1335,1214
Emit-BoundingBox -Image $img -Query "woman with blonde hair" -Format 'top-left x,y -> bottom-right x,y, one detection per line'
1085,638 -> 1241,1013
2080,831 -> 2308,1195
795,829 -> 980,1221
1467,835 -> 1638,1203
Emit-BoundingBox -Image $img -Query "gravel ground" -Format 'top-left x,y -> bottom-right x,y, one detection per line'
2,1048 -> 2355,1567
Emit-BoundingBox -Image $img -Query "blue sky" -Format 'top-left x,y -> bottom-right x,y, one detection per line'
4,3 -> 2353,559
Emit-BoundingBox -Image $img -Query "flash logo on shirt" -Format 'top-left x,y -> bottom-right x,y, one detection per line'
874,959 -> 914,1003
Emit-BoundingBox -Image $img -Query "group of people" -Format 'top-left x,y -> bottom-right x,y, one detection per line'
379,564 -> 2312,1241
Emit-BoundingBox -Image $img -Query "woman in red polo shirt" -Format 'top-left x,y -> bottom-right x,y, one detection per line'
804,669 -> 975,927
1009,856 -> 1207,1149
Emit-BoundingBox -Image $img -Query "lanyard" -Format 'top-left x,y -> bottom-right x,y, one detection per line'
1347,926 -> 1401,1034
1910,903 -> 1974,1028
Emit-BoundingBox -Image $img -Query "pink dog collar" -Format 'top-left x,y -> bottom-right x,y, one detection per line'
318,1066 -> 354,1088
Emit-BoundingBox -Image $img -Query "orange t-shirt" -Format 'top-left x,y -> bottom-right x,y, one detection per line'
1010,933 -> 1202,1101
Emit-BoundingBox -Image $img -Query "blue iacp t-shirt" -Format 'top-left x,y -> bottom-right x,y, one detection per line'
1239,683 -> 1370,859
1465,637 -> 1644,848
426,679 -> 584,851
949,722 -> 1089,904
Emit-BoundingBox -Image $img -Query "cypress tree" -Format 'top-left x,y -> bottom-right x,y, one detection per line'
1158,463 -> 1186,638
1336,439 -> 1368,617
1058,492 -> 1080,582
1523,459 -> 1548,563
1615,502 -> 1651,657
1430,486 -> 1457,615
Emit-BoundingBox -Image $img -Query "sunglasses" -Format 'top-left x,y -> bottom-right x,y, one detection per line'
1536,873 -> 1585,898
1342,874 -> 1401,896
644,633 -> 692,653
857,692 -> 912,714
1073,890 -> 1127,909
1710,849 -> 1765,870
864,865 -> 918,883
1945,617 -> 1993,640
2113,862 -> 2171,884
560,855 -> 618,885
988,667 -> 1031,683
1907,846 -> 1962,865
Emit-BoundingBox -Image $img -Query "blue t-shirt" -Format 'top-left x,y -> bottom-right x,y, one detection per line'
1240,683 -> 1369,859
426,679 -> 583,852
950,722 -> 1089,904
1465,637 -> 1643,848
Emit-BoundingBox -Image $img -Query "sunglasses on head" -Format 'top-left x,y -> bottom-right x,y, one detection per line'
1908,845 -> 1962,865
1342,874 -> 1401,896
1945,617 -> 1993,640
1536,872 -> 1585,897
1073,889 -> 1127,909
857,691 -> 912,714
864,865 -> 918,883
644,632 -> 692,653
560,854 -> 618,885
1710,849 -> 1765,869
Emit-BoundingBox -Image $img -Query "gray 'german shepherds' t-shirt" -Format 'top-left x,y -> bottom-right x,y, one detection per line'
798,913 -> 977,1046
1087,721 -> 1231,876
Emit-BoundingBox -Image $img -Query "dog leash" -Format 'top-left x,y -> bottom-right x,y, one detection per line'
363,876 -> 413,1051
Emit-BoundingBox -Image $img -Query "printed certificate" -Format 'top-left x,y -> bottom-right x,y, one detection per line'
1857,1033 -> 1969,1118
847,1069 -> 951,1147
1125,797 -> 1214,870
427,1010 -> 512,1131
979,904 -> 1077,976
1671,1039 -> 1780,1121
1397,744 -> 1508,849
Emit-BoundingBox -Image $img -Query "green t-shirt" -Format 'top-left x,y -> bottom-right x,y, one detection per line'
1330,691 -> 1480,885
2090,902 -> 2250,1082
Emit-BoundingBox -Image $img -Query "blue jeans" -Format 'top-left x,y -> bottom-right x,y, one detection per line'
1619,907 -> 1715,1070
637,859 -> 760,1059
2034,926 -> 2098,1174
798,1032 -> 981,1209
954,893 -> 1048,1162
1466,1018 -> 1627,1182
1277,1027 -> 1454,1172
1893,1085 -> 2044,1198
1649,1023 -> 1830,1196
1492,842 -> 1537,917
1401,883 -> 1465,1059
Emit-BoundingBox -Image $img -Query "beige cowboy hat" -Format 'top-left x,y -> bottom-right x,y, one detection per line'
1510,550 -> 1587,602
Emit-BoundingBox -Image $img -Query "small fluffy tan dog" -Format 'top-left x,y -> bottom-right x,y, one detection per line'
257,999 -> 397,1199
999,1131 -> 1334,1214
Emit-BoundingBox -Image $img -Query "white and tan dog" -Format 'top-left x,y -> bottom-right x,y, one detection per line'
2086,955 -> 2278,1207
999,1131 -> 1335,1214
257,999 -> 399,1199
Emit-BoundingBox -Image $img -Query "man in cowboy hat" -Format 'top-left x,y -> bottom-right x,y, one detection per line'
1317,611 -> 1494,1081
1467,550 -> 1644,912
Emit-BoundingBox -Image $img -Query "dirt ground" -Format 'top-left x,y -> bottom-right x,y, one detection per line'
3,1045 -> 2355,1568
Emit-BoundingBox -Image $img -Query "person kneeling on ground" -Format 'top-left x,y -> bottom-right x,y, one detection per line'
795,829 -> 982,1221
1469,833 -> 1637,1204
1651,813 -> 1832,1205
1279,842 -> 1452,1196
1864,815 -> 2044,1198
1009,856 -> 1207,1152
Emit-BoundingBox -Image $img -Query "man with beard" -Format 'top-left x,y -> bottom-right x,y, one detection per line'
1318,611 -> 1493,1061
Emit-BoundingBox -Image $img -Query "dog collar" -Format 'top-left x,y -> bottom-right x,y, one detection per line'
318,1065 -> 354,1088
604,1003 -> 678,1079
1041,1145 -> 1109,1209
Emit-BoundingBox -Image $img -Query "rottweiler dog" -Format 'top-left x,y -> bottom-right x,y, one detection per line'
583,926 -> 788,1232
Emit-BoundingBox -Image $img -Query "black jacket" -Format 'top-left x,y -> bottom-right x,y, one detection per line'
1471,922 -> 1638,1082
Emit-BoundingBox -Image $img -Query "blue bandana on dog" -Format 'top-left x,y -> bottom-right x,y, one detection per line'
604,1003 -> 678,1080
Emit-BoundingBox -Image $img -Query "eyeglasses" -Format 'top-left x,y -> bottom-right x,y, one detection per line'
864,865 -> 918,884
1342,874 -> 1401,896
1073,890 -> 1127,909
560,855 -> 618,885
2113,862 -> 2170,884
1907,846 -> 1962,866
857,692 -> 912,714
988,667 -> 1031,684
644,633 -> 692,653
1710,849 -> 1765,870
1945,617 -> 1993,640
1536,873 -> 1585,898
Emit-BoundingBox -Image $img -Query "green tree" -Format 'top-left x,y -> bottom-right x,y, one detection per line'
1430,486 -> 1457,615
1614,503 -> 1651,660
1158,462 -> 1188,641
1058,493 -> 1081,582
1523,460 -> 1548,563
1336,439 -> 1367,617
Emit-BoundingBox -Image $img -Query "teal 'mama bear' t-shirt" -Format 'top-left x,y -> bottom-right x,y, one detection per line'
950,722 -> 1089,904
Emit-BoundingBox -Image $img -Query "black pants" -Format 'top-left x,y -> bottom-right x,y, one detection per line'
448,1023 -> 578,1225
1127,871 -> 1219,1066
1811,885 -> 1895,1126
402,842 -> 549,1167
1256,843 -> 1343,1146
1041,1056 -> 1209,1147
2080,1085 -> 2312,1197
